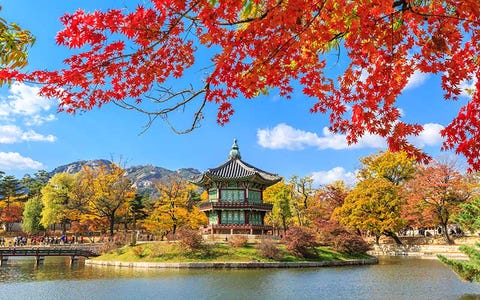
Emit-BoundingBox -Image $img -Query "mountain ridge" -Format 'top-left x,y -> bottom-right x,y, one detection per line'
50,159 -> 202,196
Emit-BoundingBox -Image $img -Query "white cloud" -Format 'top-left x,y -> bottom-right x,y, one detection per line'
0,125 -> 56,143
0,152 -> 43,170
404,70 -> 428,91
409,123 -> 444,148
258,123 -> 445,152
310,167 -> 357,186
24,114 -> 57,126
355,68 -> 428,91
257,123 -> 385,151
0,82 -> 57,124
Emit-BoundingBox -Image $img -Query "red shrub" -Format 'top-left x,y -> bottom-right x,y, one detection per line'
282,226 -> 318,258
257,238 -> 281,260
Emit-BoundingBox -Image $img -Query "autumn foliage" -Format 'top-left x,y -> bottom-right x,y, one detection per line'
282,225 -> 318,258
1,1 -> 479,168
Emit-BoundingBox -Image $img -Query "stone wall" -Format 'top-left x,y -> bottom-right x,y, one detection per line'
368,244 -> 467,259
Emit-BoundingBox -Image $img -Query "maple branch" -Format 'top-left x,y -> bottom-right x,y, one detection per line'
245,0 -> 328,75
219,0 -> 284,26
181,0 -> 286,26
112,84 -> 208,134
389,0 -> 480,26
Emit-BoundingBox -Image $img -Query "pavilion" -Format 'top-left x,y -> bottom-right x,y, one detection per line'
193,139 -> 282,235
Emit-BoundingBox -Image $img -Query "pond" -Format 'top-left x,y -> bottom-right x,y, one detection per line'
0,256 -> 479,300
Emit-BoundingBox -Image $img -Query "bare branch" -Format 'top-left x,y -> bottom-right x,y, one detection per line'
112,83 -> 208,134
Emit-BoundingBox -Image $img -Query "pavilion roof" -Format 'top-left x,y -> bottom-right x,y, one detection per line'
192,139 -> 282,187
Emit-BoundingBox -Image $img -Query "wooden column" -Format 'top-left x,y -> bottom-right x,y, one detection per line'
35,255 -> 45,265
0,256 -> 8,266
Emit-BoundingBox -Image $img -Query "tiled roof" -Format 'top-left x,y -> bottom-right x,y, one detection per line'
193,158 -> 281,186
192,139 -> 282,187
209,159 -> 280,181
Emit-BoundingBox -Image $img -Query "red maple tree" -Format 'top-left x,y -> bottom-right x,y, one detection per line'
1,1 -> 479,168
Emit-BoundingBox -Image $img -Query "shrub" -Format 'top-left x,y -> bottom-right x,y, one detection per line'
176,226 -> 204,252
150,243 -> 164,257
331,234 -> 371,254
97,233 -> 128,254
316,220 -> 371,254
282,226 -> 318,258
228,235 -> 248,247
257,238 -> 281,260
131,245 -> 146,258
98,241 -> 117,254
112,233 -> 128,247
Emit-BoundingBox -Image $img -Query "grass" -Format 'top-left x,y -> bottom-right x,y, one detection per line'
92,241 -> 372,263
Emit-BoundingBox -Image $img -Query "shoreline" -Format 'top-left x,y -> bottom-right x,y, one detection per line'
85,257 -> 379,269
368,244 -> 469,260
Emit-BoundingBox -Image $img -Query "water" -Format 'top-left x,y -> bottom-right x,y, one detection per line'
0,256 -> 479,300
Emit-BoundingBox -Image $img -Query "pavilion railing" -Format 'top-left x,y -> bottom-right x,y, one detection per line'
199,202 -> 273,211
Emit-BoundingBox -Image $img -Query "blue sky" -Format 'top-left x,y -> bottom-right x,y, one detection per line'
0,1 -> 475,185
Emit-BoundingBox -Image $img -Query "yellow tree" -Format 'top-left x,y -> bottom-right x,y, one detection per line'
333,177 -> 405,245
334,151 -> 415,244
289,176 -> 315,227
143,177 -> 206,236
264,180 -> 293,233
40,172 -> 85,234
358,150 -> 416,185
82,163 -> 136,236
0,5 -> 35,85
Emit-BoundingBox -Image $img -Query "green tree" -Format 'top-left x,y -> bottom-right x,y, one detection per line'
438,243 -> 480,283
128,193 -> 149,231
453,197 -> 480,234
21,195 -> 44,234
22,170 -> 51,198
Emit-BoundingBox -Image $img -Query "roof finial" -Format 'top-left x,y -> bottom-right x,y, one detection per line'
228,138 -> 241,160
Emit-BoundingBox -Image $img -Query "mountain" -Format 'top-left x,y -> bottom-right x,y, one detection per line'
50,159 -> 202,196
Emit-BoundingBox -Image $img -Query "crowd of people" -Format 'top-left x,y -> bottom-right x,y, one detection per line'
0,235 -> 92,247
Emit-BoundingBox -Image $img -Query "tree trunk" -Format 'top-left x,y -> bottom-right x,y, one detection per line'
109,214 -> 115,237
441,223 -> 454,245
384,230 -> 403,245
375,235 -> 380,245
281,216 -> 287,233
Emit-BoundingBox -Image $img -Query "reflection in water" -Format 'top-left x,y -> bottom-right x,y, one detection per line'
0,256 -> 479,300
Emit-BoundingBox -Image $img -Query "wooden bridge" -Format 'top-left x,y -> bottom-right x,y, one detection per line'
0,247 -> 100,266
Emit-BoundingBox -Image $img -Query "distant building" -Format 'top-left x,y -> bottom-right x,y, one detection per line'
193,139 -> 282,235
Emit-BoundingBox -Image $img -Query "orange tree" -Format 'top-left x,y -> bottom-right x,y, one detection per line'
0,174 -> 26,232
1,1 -> 479,168
404,158 -> 470,244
